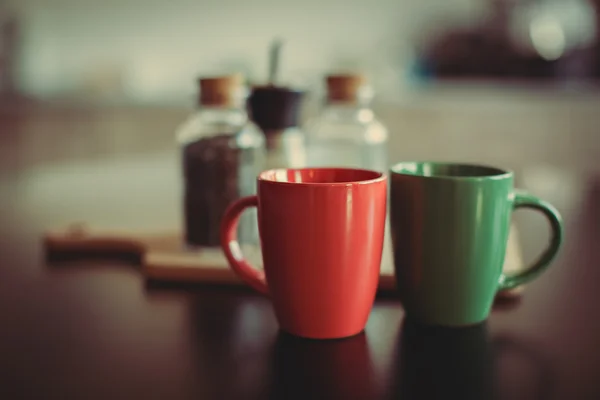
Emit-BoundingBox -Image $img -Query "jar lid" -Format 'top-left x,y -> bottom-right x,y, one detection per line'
248,85 -> 305,131
198,74 -> 245,106
325,73 -> 371,102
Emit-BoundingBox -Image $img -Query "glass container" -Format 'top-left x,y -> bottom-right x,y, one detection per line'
176,74 -> 265,249
305,73 -> 388,172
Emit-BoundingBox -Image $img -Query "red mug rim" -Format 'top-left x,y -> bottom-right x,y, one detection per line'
258,167 -> 386,186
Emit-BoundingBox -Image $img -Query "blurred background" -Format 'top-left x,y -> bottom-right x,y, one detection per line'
2,0 -> 600,104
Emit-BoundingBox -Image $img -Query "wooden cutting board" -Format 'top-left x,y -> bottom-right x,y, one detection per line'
44,222 -> 525,298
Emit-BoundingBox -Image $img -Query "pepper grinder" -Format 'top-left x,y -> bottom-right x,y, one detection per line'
247,39 -> 307,169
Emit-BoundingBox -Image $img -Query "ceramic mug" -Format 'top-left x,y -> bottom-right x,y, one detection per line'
390,161 -> 563,326
221,168 -> 387,339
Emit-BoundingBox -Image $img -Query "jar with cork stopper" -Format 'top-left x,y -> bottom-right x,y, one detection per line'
305,73 -> 388,172
176,74 -> 264,249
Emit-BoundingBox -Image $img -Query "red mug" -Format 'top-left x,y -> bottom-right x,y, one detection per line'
220,168 -> 387,339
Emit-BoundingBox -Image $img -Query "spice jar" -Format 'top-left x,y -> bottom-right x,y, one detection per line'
305,73 -> 393,270
305,73 -> 389,172
176,74 -> 265,248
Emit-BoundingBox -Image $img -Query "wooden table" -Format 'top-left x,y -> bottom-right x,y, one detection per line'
1,95 -> 599,399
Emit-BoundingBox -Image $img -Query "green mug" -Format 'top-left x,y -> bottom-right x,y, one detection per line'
390,161 -> 563,326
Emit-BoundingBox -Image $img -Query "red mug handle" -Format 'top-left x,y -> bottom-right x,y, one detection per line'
220,195 -> 269,295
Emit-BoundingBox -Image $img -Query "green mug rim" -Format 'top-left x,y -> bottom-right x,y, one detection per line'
390,161 -> 513,181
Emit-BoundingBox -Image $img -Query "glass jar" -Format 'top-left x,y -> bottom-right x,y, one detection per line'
305,73 -> 393,271
176,74 -> 265,249
304,73 -> 388,172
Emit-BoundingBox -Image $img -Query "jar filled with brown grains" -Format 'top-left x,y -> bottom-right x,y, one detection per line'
176,74 -> 265,249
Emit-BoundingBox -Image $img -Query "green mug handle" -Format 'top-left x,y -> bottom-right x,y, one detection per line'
498,190 -> 564,291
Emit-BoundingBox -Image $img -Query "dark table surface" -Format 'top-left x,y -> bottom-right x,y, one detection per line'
1,102 -> 599,399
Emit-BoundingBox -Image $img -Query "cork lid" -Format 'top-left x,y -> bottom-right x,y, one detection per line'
198,74 -> 245,106
326,73 -> 368,102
